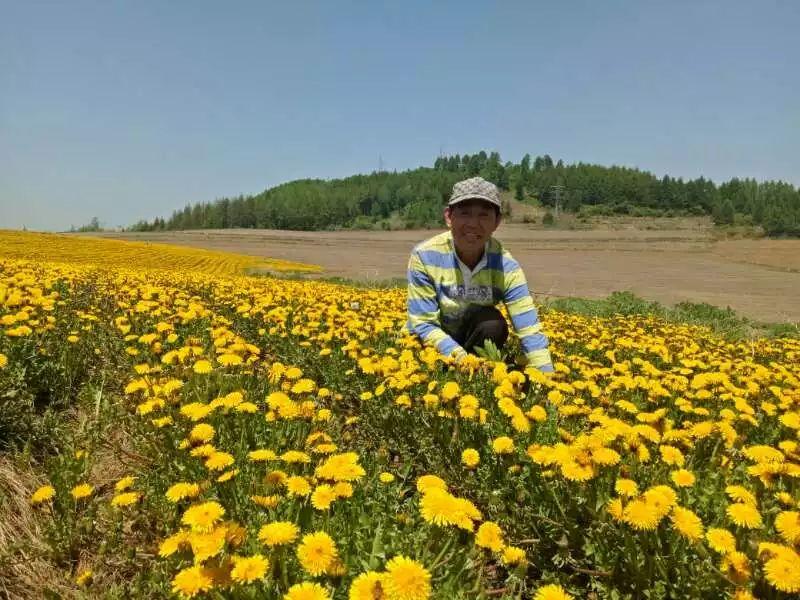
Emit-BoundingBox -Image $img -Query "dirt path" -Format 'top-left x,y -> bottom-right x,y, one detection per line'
99,225 -> 800,323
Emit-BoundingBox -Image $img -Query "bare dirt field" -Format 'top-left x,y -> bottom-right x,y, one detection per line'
100,219 -> 800,323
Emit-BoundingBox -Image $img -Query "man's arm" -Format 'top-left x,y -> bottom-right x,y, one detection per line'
407,251 -> 467,361
501,253 -> 554,372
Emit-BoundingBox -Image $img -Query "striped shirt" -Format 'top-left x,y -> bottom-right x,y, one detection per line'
406,231 -> 554,372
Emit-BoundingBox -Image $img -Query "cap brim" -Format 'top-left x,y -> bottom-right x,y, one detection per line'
448,194 -> 501,208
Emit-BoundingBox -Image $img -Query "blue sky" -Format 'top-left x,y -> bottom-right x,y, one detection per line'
1,0 -> 798,231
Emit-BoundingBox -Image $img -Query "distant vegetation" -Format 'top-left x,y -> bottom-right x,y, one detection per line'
129,152 -> 800,236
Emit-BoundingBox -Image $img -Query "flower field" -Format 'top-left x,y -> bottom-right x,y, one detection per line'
1,231 -> 800,599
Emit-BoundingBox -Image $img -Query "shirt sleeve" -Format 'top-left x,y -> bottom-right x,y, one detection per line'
501,251 -> 554,372
406,250 -> 467,360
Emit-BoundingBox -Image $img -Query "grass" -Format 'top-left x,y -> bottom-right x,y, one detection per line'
275,274 -> 799,341
544,290 -> 799,340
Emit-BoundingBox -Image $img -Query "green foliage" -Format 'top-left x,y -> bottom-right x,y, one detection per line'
129,152 -> 800,237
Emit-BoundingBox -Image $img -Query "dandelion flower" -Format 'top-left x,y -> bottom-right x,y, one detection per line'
71,483 -> 94,501
205,451 -> 235,471
171,565 -> 214,598
166,482 -> 201,503
182,501 -> 225,532
114,475 -> 136,492
379,472 -> 395,483
670,507 -> 703,541
534,584 -> 573,600
775,511 -> 800,545
475,521 -> 505,552
492,436 -> 515,455
727,503 -> 762,529
461,448 -> 480,469
296,531 -> 338,576
614,478 -> 638,497
311,484 -> 337,510
623,499 -> 660,530
764,553 -> 800,593
349,571 -> 385,600
671,469 -> 696,487
383,555 -> 431,600
416,475 -> 447,494
192,360 -> 213,374
286,476 -> 312,497
230,554 -> 269,584
30,485 -> 55,505
501,546 -> 527,566
706,528 -> 736,554
258,521 -> 299,547
111,491 -> 140,508
283,582 -> 331,600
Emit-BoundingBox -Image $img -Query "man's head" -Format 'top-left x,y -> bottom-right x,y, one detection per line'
444,177 -> 502,257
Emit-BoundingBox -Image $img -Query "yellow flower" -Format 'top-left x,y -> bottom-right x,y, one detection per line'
379,472 -> 395,483
189,423 -> 215,443
286,476 -> 312,497
775,511 -> 800,545
166,482 -> 201,503
111,491 -> 140,508
349,571 -> 385,600
461,448 -> 480,468
114,475 -> 136,492
491,436 -> 515,455
230,554 -> 269,583
416,475 -> 447,494
383,555 -> 431,600
311,484 -> 337,510
706,528 -> 736,554
182,501 -> 225,532
171,565 -> 215,598
670,507 -> 703,541
501,546 -> 527,566
259,521 -> 299,547
623,499 -> 660,530
248,449 -> 277,462
440,381 -> 460,401
534,584 -> 573,600
71,483 -> 94,501
283,582 -> 331,600
670,469 -> 696,487
159,531 -> 189,557
30,485 -> 55,505
727,502 -> 763,529
315,452 -> 365,482
205,451 -> 235,471
614,478 -> 638,497
192,359 -> 213,374
0,352 -> 7,368
75,569 -> 92,586
725,485 -> 757,506
296,531 -> 338,576
764,552 -> 800,593
475,521 -> 505,552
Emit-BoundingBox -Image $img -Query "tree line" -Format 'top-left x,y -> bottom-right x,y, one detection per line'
129,151 -> 800,236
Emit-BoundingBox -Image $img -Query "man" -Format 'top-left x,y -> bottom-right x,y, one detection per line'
406,176 -> 554,372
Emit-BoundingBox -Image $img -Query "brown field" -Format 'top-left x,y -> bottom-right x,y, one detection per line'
97,218 -> 800,323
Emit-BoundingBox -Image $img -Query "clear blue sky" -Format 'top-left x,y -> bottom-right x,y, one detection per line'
1,0 -> 798,231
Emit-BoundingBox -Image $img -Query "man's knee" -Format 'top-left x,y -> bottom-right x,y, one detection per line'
464,308 -> 508,350
472,318 -> 508,345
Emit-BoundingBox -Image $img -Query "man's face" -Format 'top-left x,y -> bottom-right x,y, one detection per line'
444,198 -> 501,254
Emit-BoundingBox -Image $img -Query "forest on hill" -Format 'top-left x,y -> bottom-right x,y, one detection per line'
128,152 -> 800,236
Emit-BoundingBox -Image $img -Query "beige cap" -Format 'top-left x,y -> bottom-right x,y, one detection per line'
448,176 -> 501,209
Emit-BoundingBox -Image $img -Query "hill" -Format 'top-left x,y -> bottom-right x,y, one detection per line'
129,151 -> 800,236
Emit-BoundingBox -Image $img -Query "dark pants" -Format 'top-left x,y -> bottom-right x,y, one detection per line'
452,305 -> 509,353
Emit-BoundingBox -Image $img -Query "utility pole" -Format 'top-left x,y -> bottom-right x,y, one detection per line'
551,184 -> 565,219
378,154 -> 384,173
